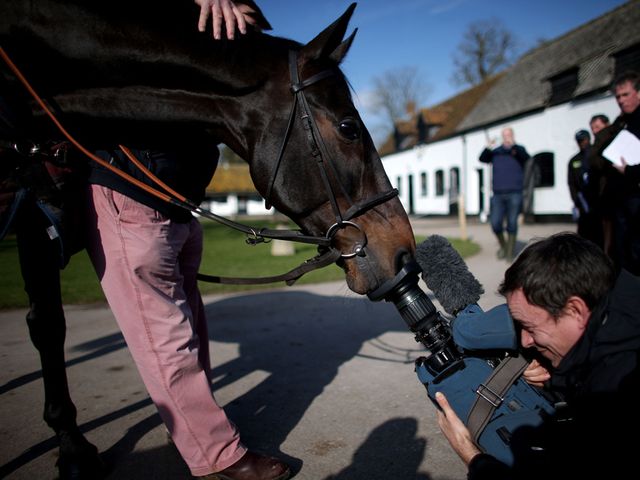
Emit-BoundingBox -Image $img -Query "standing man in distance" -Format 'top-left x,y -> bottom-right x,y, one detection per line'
591,71 -> 640,275
588,114 -> 614,255
567,129 -> 602,248
589,113 -> 610,135
479,127 -> 530,261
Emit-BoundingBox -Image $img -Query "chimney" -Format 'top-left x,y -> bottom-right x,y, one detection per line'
405,101 -> 416,118
393,125 -> 402,151
417,113 -> 428,144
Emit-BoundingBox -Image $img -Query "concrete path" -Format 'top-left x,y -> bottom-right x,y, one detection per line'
0,216 -> 575,480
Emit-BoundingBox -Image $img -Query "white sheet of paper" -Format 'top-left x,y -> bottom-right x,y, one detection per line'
602,129 -> 640,166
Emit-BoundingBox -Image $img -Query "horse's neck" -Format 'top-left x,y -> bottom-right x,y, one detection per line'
2,1 -> 291,156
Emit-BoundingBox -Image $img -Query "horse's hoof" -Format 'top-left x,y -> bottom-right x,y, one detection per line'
56,434 -> 106,480
57,452 -> 106,480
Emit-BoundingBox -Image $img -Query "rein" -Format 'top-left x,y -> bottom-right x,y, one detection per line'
0,45 -> 397,285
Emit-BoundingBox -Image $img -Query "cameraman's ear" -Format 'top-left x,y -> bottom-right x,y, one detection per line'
564,296 -> 591,330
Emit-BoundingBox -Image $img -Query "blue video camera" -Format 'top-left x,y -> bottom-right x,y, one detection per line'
414,303 -> 555,465
369,259 -> 555,466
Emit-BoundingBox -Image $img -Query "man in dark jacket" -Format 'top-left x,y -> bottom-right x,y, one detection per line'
567,129 -> 603,248
479,127 -> 530,261
591,70 -> 640,275
435,232 -> 640,480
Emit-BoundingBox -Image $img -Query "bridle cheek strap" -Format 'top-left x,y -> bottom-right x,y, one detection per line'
343,187 -> 399,222
264,49 -> 399,258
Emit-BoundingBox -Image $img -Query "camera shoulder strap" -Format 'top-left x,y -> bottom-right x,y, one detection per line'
467,354 -> 530,445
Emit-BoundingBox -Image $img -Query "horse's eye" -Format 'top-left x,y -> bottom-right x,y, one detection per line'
338,119 -> 360,140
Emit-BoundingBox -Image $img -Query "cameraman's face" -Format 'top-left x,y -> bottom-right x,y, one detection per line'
507,289 -> 586,368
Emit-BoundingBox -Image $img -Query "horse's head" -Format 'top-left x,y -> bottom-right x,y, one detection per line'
247,4 -> 416,295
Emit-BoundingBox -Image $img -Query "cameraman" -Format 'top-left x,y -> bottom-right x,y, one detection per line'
435,233 -> 640,479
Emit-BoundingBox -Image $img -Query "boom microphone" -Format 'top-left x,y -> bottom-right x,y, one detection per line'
415,235 -> 484,315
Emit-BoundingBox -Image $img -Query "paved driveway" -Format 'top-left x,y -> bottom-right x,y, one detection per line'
0,216 -> 575,479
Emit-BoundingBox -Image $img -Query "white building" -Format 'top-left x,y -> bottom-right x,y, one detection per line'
381,1 -> 639,220
202,163 -> 274,217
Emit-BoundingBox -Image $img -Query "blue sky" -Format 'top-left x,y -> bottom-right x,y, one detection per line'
259,0 -> 627,145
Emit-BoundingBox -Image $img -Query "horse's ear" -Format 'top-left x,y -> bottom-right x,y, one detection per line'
301,3 -> 357,63
329,28 -> 357,64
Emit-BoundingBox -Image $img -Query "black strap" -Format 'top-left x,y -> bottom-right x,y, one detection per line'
343,188 -> 399,221
196,248 -> 341,286
264,94 -> 299,210
466,354 -> 530,445
192,205 -> 331,247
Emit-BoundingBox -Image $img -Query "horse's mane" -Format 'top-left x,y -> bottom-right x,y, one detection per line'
1,0 -> 355,148
2,1 -> 304,94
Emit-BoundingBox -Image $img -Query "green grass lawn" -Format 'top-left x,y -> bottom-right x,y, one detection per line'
0,220 -> 479,310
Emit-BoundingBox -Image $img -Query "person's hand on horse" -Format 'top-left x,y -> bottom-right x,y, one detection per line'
195,0 -> 257,40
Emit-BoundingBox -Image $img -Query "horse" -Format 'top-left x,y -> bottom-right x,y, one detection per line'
0,1 -> 416,477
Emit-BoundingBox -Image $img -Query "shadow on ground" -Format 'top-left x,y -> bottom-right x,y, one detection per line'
3,289 -> 440,479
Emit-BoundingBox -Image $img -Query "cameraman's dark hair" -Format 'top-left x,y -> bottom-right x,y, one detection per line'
499,233 -> 615,317
612,70 -> 640,92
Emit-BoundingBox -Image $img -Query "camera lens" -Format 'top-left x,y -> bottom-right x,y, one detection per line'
388,276 -> 436,330
369,260 -> 461,376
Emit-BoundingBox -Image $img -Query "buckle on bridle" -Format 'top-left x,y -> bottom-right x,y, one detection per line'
245,228 -> 270,245
11,141 -> 40,156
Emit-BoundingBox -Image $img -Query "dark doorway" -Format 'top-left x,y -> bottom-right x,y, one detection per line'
407,174 -> 415,215
477,168 -> 485,217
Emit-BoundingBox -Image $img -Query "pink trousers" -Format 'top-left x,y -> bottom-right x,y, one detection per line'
85,184 -> 246,476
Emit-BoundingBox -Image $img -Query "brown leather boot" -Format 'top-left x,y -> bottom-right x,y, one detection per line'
197,451 -> 291,480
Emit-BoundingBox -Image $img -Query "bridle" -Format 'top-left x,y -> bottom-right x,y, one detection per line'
0,45 -> 398,284
264,50 -> 398,259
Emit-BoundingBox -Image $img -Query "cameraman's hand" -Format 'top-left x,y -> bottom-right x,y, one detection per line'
435,392 -> 481,465
523,359 -> 550,387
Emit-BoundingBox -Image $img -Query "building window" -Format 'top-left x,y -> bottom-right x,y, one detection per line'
532,152 -> 554,187
449,167 -> 460,199
614,43 -> 640,79
548,68 -> 579,105
420,172 -> 428,196
210,195 -> 229,204
435,170 -> 444,196
396,176 -> 402,196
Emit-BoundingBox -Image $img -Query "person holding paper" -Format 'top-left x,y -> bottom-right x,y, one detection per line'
592,71 -> 640,275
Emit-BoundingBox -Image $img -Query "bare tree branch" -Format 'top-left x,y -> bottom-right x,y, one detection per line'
451,18 -> 518,87
371,66 -> 432,125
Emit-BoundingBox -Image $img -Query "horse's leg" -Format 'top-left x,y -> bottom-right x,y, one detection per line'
15,200 -> 104,479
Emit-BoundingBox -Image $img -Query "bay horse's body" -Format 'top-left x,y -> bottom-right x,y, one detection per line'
0,1 -> 415,476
